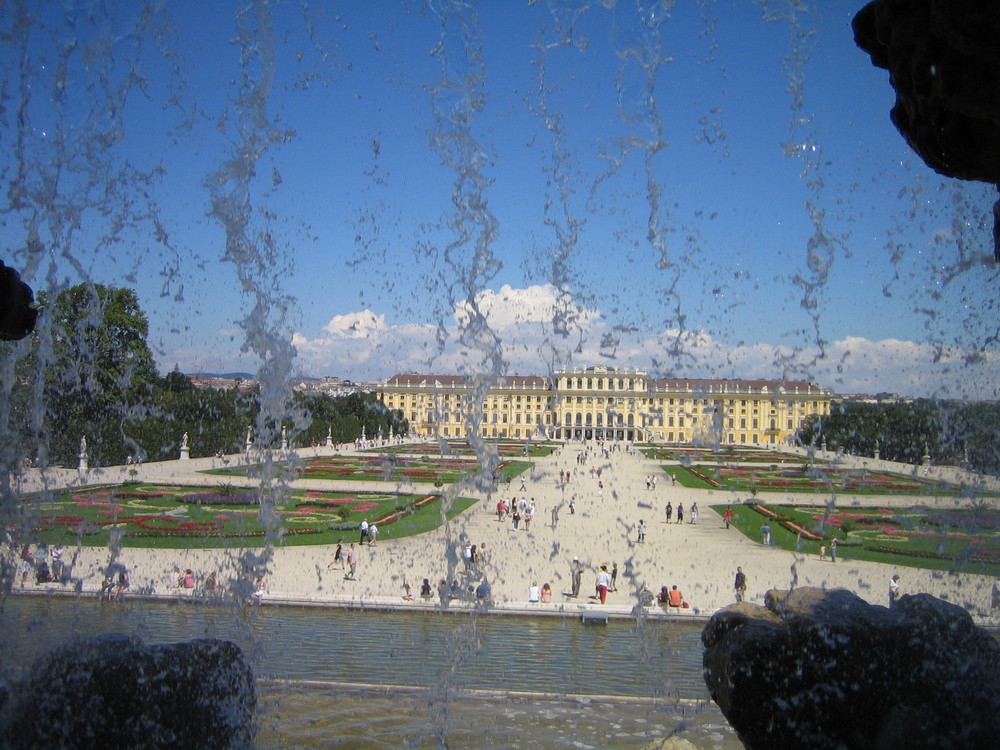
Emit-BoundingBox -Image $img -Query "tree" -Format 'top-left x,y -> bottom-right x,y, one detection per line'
132,380 -> 259,461
162,365 -> 195,393
40,284 -> 159,466
292,391 -> 408,446
797,399 -> 1000,474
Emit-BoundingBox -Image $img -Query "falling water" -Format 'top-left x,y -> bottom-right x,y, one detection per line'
1,1 -> 1000,748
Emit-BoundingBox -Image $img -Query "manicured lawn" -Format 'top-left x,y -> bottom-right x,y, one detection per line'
25,484 -> 478,549
657,465 -> 717,490
712,503 -> 1000,576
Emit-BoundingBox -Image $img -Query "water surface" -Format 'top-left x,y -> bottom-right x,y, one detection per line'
2,595 -> 739,748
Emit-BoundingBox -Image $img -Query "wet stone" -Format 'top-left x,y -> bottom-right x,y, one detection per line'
0,634 -> 256,750
702,587 -> 1000,750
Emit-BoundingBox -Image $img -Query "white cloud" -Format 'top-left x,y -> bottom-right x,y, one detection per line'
321,310 -> 387,338
170,284 -> 1000,399
454,284 -> 601,330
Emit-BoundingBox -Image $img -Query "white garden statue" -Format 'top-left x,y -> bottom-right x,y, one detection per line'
78,436 -> 89,472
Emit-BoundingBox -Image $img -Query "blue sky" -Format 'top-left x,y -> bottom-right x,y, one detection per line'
2,0 -> 998,399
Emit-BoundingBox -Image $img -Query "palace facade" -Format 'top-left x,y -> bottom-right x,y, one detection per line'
378,365 -> 832,445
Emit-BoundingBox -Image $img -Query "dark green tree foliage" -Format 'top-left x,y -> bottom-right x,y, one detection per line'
8,284 -> 409,465
292,391 -> 408,446
43,284 -> 159,466
126,382 -> 260,462
798,400 -> 1000,475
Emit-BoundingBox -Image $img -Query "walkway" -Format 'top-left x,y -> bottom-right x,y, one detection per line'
10,441 -> 1000,626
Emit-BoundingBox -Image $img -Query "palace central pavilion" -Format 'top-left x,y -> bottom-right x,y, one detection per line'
378,365 -> 832,445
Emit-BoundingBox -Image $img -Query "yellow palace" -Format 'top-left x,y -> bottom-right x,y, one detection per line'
378,365 -> 832,445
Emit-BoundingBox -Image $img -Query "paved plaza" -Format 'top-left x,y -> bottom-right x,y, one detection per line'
11,441 -> 1000,625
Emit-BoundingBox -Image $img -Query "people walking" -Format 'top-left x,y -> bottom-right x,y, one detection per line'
690,503 -> 698,524
570,557 -> 583,597
665,502 -> 673,524
596,565 -> 611,604
329,541 -> 344,569
637,519 -> 646,544
345,544 -> 358,580
734,566 -> 747,603
724,506 -> 733,529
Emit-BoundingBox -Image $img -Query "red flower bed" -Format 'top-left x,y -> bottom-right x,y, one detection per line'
133,518 -> 224,532
752,505 -> 789,521
780,520 -> 825,541
126,527 -> 322,539
44,515 -> 85,525
685,468 -> 720,487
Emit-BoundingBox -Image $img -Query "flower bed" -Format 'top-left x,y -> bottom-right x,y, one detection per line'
183,491 -> 258,505
685,467 -> 721,487
126,527 -> 322,539
751,504 -> 789,521
864,545 -> 1000,565
780,519 -> 825,541
133,518 -> 225,532
879,528 -> 982,544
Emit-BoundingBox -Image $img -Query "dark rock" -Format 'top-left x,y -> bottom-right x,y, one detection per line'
853,0 -> 1000,184
702,587 -> 1000,750
853,1 -> 1000,259
0,260 -> 37,341
0,634 -> 256,749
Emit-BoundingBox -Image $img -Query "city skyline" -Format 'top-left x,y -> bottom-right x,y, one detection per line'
2,1 -> 998,401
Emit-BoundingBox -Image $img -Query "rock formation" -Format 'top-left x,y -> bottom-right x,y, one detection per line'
702,587 -> 1000,749
0,634 -> 256,749
853,1 -> 1000,260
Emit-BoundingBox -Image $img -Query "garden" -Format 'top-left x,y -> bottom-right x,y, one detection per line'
22,484 -> 477,549
713,502 -> 1000,576
205,455 -> 531,484
365,440 -> 558,458
670,462 -> 976,497
642,445 -> 808,464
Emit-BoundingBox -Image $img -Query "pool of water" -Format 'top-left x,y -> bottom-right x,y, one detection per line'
1,595 -> 739,748
1,595 -> 709,699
